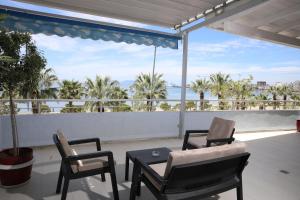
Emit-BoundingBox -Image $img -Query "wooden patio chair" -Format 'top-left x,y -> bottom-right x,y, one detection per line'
53,131 -> 119,200
182,117 -> 236,150
130,143 -> 249,200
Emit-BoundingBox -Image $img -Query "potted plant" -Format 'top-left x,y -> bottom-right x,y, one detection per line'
0,30 -> 45,187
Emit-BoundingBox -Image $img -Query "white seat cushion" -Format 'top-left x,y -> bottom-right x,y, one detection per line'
187,136 -> 207,147
144,162 -> 167,190
207,117 -> 235,140
77,157 -> 109,172
164,142 -> 246,178
150,163 -> 167,177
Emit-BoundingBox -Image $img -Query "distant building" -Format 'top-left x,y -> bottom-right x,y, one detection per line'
257,81 -> 267,90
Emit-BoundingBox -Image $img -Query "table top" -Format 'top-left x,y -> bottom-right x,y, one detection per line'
126,147 -> 171,164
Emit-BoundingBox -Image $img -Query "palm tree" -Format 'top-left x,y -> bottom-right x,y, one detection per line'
108,86 -> 129,112
191,78 -> 210,110
268,85 -> 280,110
59,80 -> 84,112
186,101 -> 196,111
290,81 -> 300,108
230,76 -> 254,110
131,73 -> 167,111
255,93 -> 270,110
39,68 -> 58,99
210,73 -> 231,110
85,76 -> 120,112
278,84 -> 290,109
160,102 -> 171,111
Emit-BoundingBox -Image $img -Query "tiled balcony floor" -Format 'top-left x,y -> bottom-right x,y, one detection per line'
0,131 -> 300,200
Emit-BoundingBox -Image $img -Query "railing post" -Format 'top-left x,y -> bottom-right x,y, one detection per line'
178,32 -> 189,138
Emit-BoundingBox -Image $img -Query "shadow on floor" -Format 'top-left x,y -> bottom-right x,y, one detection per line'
4,162 -> 221,200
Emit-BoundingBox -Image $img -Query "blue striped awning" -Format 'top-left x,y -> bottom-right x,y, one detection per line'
0,8 -> 181,49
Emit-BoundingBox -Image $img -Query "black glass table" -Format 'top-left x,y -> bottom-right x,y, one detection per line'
125,147 -> 171,181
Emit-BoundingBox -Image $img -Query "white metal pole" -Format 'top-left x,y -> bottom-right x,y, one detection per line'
179,32 -> 189,138
150,46 -> 157,111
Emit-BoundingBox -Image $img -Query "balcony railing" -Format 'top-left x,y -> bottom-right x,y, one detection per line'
1,99 -> 300,115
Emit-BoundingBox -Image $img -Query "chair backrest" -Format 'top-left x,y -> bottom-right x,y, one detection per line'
207,117 -> 235,140
53,133 -> 67,158
164,143 -> 245,178
53,130 -> 79,173
164,152 -> 250,194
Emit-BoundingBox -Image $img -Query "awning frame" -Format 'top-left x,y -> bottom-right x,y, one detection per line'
0,5 -> 181,49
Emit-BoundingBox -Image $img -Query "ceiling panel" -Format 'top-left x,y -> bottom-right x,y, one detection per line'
13,0 -> 227,28
209,0 -> 300,48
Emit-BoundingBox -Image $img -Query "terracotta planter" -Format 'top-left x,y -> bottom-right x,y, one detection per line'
0,147 -> 33,187
297,120 -> 300,132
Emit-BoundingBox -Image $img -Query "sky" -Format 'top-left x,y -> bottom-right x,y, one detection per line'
1,0 -> 300,86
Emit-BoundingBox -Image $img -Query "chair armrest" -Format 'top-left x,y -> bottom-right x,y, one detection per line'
185,130 -> 209,135
68,138 -> 101,151
66,151 -> 113,162
206,137 -> 235,147
136,158 -> 167,187
182,130 -> 209,150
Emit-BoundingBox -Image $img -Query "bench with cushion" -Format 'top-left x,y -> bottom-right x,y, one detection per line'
130,143 -> 249,200
182,117 -> 236,150
53,131 -> 119,200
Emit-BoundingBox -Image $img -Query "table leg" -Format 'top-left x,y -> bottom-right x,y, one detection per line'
129,162 -> 141,200
125,154 -> 129,181
137,177 -> 141,196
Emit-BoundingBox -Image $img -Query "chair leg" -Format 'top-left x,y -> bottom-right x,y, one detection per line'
101,172 -> 106,182
56,162 -> 63,194
125,155 -> 129,181
61,178 -> 70,200
110,168 -> 119,200
182,141 -> 187,150
182,133 -> 189,150
237,184 -> 243,200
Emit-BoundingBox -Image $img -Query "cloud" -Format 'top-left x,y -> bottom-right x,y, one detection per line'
189,38 -> 271,56
30,31 -> 300,85
32,34 -> 78,52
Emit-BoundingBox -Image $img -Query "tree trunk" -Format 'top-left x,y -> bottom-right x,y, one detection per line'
259,104 -> 264,110
31,92 -> 39,114
97,102 -> 104,112
31,100 -> 36,113
8,89 -> 18,156
273,94 -> 277,110
241,98 -> 246,110
283,95 -> 287,109
68,101 -> 73,112
199,92 -> 204,111
218,94 -> 223,110
146,99 -> 152,112
235,98 -> 240,110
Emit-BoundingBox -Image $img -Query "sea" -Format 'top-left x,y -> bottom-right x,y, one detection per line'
13,86 -> 214,113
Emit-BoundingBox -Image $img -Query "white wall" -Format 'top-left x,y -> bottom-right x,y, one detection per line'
0,112 -> 179,148
185,110 -> 300,131
0,110 -> 299,148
